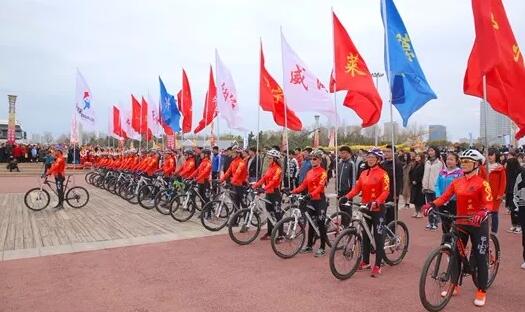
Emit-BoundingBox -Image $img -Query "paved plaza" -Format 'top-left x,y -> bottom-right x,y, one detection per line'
0,169 -> 524,311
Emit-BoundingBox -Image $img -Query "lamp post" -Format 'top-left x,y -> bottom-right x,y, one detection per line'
371,72 -> 384,146
314,115 -> 320,148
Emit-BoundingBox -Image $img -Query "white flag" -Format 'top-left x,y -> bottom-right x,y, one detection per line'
75,69 -> 96,130
215,50 -> 246,131
147,96 -> 163,138
281,34 -> 337,124
122,107 -> 141,140
70,112 -> 80,144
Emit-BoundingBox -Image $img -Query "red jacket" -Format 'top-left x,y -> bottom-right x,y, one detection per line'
488,163 -> 506,211
48,155 -> 65,177
162,156 -> 176,176
190,157 -> 211,184
346,165 -> 390,209
254,162 -> 282,194
433,174 -> 493,227
144,156 -> 159,176
292,166 -> 327,200
221,157 -> 247,186
178,158 -> 196,179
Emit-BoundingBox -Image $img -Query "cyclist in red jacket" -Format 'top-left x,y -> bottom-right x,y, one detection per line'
292,149 -> 328,257
221,148 -> 248,210
46,149 -> 66,209
190,149 -> 212,210
345,147 -> 390,277
423,149 -> 492,307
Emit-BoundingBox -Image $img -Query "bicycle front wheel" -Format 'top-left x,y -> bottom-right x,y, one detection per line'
65,186 -> 90,208
383,220 -> 410,265
138,184 -> 158,210
329,228 -> 362,280
228,208 -> 261,245
154,189 -> 173,215
325,211 -> 351,248
270,216 -> 305,259
170,194 -> 195,222
24,188 -> 50,211
200,200 -> 232,231
419,246 -> 458,312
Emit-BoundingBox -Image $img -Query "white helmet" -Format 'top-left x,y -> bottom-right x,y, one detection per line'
459,149 -> 485,163
266,149 -> 281,159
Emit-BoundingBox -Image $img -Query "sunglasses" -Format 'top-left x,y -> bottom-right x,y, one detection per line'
312,157 -> 320,160
460,159 -> 475,164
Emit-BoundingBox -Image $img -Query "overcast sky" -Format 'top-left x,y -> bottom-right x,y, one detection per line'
1,0 -> 524,141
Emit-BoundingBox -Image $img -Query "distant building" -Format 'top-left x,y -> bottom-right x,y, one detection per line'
383,121 -> 399,140
480,101 -> 512,145
428,125 -> 447,142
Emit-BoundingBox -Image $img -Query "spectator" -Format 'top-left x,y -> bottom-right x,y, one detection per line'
6,156 -> 20,172
382,145 -> 403,225
410,152 -> 426,218
423,146 -> 444,231
247,147 -> 261,183
487,148 -> 506,234
506,158 -> 522,233
401,152 -> 414,209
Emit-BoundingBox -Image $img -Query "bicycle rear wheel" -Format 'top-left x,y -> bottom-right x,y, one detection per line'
65,186 -> 90,208
325,211 -> 351,248
228,208 -> 261,245
419,246 -> 457,312
138,184 -> 158,210
154,189 -> 173,215
329,228 -> 362,280
270,216 -> 305,259
170,194 -> 195,222
200,200 -> 232,231
24,188 -> 50,211
383,220 -> 410,265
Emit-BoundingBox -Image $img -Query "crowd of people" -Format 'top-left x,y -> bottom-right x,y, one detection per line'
12,140 -> 525,308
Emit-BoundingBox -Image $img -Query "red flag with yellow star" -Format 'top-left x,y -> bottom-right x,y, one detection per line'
260,44 -> 302,131
464,0 -> 525,138
333,12 -> 382,127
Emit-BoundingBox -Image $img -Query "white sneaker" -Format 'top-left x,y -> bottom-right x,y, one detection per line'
507,226 -> 516,233
521,262 -> 525,270
515,227 -> 523,234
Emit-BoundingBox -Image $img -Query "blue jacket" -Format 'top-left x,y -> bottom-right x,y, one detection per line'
435,167 -> 463,200
212,153 -> 221,173
298,159 -> 312,184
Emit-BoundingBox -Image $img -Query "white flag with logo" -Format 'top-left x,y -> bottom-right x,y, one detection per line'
147,96 -> 163,138
281,33 -> 337,124
215,50 -> 246,131
70,112 -> 80,144
122,107 -> 141,140
75,69 -> 96,130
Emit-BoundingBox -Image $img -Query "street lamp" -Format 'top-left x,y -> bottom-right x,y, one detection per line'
371,73 -> 384,146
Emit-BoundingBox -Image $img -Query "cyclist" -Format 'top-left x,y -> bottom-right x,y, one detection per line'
221,147 -> 248,210
45,149 -> 66,209
189,148 -> 212,210
177,150 -> 197,180
422,149 -> 492,307
345,147 -> 390,277
252,149 -> 283,241
291,149 -> 328,257
144,152 -> 160,177
162,151 -> 176,181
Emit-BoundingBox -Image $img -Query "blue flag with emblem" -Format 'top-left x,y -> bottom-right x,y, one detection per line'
381,0 -> 437,127
159,76 -> 181,132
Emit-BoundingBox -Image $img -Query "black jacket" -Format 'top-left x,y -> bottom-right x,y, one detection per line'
382,158 -> 403,202
337,158 -> 354,196
248,155 -> 261,179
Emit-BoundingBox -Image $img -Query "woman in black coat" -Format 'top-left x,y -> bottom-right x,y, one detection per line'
409,152 -> 426,218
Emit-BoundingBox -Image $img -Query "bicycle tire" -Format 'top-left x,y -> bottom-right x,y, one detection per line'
138,184 -> 158,210
329,228 -> 362,280
383,220 -> 410,266
154,189 -> 173,215
200,200 -> 232,231
472,233 -> 500,289
270,216 -> 305,259
228,208 -> 261,245
170,194 -> 195,222
419,246 -> 457,312
65,186 -> 90,208
326,211 -> 352,248
84,172 -> 94,185
24,188 -> 50,211
127,184 -> 139,204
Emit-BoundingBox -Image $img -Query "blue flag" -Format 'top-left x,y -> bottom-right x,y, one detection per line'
381,0 -> 437,127
159,76 -> 181,132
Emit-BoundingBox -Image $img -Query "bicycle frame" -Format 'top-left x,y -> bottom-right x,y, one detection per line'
41,176 -> 71,197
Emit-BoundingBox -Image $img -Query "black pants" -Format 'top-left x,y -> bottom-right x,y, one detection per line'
425,192 -> 438,226
338,193 -> 352,227
385,204 -> 395,226
362,209 -> 386,267
441,201 -> 457,242
55,175 -> 65,206
519,206 -> 525,262
507,193 -> 519,227
455,222 -> 489,291
232,185 -> 245,210
197,182 -> 210,207
306,197 -> 328,249
266,191 -> 283,235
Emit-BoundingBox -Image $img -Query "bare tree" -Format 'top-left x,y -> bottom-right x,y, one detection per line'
42,131 -> 54,144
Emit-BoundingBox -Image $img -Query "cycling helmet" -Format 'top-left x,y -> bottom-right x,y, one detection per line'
183,149 -> 194,156
459,149 -> 485,163
311,149 -> 324,159
266,149 -> 281,159
235,147 -> 244,154
202,148 -> 212,155
367,147 -> 384,161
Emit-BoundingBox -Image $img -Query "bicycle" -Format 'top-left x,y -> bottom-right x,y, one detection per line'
169,180 -> 209,222
418,210 -> 500,312
199,182 -> 249,231
269,194 -> 351,259
227,188 -> 291,245
154,178 -> 187,215
329,201 -> 410,280
24,176 -> 90,211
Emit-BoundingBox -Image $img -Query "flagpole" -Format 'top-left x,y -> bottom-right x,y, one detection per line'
483,74 -> 489,172
215,51 -> 222,175
256,40 -> 263,182
372,72 -> 384,146
331,8 -> 339,197
382,0 -> 398,222
280,28 -> 292,189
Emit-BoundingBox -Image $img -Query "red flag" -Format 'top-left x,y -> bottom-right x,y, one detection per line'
131,95 -> 141,133
112,106 -> 127,139
140,97 -> 149,135
181,69 -> 193,133
194,66 -> 218,134
464,0 -> 525,138
260,44 -> 302,131
329,69 -> 336,93
333,12 -> 382,127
